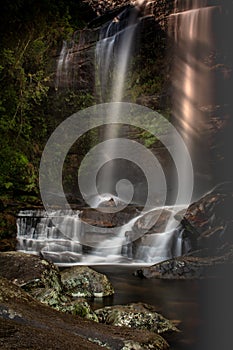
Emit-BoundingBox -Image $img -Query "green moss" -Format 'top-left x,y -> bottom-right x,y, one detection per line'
58,299 -> 99,322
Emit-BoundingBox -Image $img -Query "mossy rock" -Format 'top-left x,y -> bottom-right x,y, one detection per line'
61,266 -> 114,298
57,298 -> 99,322
95,302 -> 179,336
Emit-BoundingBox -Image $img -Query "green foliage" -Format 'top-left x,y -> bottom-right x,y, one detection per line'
0,146 -> 37,195
0,0 -> 94,199
125,54 -> 166,103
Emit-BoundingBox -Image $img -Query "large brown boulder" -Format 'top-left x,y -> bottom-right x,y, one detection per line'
178,182 -> 233,251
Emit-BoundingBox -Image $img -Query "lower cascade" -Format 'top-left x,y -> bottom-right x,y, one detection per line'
16,204 -> 188,266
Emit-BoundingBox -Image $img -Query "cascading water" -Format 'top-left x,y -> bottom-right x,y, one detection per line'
17,0 -> 216,265
17,204 -> 187,265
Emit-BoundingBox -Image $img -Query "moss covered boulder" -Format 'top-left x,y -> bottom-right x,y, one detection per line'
95,302 -> 179,336
61,265 -> 114,298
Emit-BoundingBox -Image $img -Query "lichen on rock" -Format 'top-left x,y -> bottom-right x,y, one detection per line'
57,298 -> 99,322
95,302 -> 179,336
61,265 -> 114,298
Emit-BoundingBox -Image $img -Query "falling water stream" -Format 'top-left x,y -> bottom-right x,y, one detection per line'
17,0 -> 219,266
170,0 -> 220,196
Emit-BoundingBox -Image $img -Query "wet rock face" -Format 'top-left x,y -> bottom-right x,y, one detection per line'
84,0 -> 131,16
0,210 -> 17,252
133,209 -> 173,235
95,302 -> 179,336
84,0 -> 174,28
61,265 -> 114,298
80,206 -> 139,228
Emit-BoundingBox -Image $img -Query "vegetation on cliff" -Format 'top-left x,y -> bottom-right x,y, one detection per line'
0,0 -> 96,198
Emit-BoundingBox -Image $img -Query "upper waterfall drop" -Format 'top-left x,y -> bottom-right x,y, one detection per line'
95,5 -> 141,103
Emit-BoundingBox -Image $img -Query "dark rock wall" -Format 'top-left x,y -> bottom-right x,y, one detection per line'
54,0 -> 174,94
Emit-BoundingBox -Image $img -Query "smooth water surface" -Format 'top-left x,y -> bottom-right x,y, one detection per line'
90,266 -> 233,350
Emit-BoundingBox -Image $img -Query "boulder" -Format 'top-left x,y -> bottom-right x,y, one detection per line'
0,251 -> 63,307
61,265 -> 114,298
126,208 -> 180,261
178,182 -> 233,251
95,302 -> 179,336
134,185 -> 233,279
135,247 -> 233,279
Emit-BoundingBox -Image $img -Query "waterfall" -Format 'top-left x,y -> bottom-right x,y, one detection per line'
93,5 -> 143,196
55,40 -> 75,89
95,6 -> 140,103
18,0 -> 220,265
170,0 -> 220,197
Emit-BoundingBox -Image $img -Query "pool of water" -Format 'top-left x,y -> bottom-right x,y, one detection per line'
90,265 -> 233,350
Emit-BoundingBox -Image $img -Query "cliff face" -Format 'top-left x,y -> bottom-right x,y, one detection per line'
54,0 -> 174,105
83,0 -> 132,16
83,0 -> 173,23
